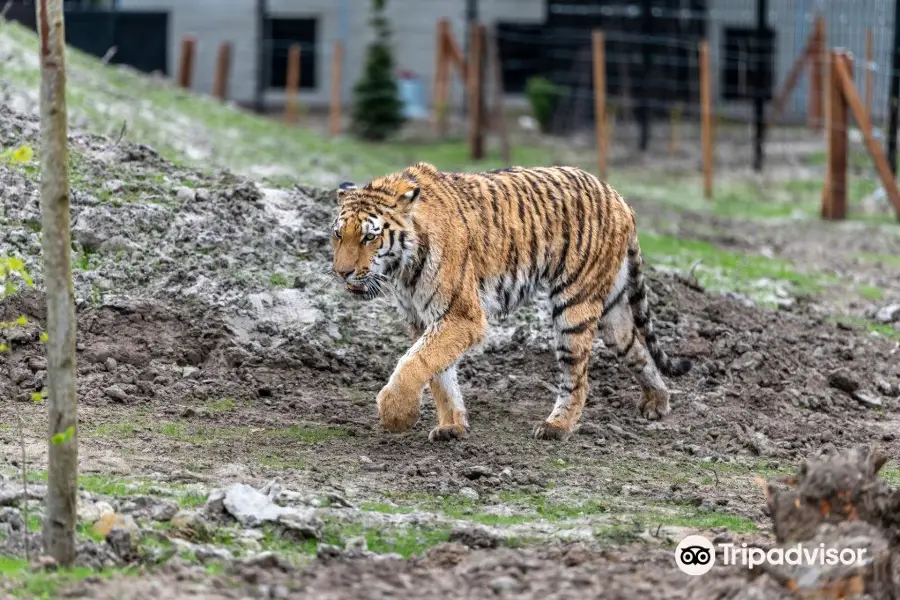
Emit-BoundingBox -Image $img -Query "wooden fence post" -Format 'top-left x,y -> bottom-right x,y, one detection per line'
467,23 -> 485,160
832,49 -> 900,219
809,15 -> 825,131
329,41 -> 344,137
433,19 -> 450,136
212,42 -> 231,100
177,35 -> 196,89
285,43 -> 301,124
486,27 -> 510,164
865,29 -> 874,122
823,49 -> 850,220
700,40 -> 713,199
36,0 -> 78,566
592,30 -> 607,179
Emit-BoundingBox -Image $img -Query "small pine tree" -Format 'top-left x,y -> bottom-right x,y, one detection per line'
350,0 -> 405,141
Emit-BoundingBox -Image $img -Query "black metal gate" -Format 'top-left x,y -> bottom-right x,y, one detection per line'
7,3 -> 169,75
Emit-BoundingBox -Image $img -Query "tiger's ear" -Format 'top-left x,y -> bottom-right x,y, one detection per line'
336,181 -> 357,202
398,186 -> 420,207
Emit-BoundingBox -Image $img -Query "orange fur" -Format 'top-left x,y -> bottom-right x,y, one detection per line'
331,163 -> 691,441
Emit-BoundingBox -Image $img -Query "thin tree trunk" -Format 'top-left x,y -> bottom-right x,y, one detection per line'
36,0 -> 78,566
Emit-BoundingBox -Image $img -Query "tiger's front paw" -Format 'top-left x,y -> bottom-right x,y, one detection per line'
376,385 -> 420,433
532,420 -> 572,441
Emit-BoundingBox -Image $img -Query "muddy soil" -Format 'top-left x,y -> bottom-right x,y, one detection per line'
1,104 -> 899,598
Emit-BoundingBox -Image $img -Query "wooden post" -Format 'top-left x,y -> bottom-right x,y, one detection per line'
177,35 -> 196,89
592,30 -> 607,179
809,15 -> 825,131
467,23 -> 485,161
486,27 -> 510,164
833,52 -> 900,219
433,19 -> 450,136
700,40 -> 713,199
212,42 -> 231,100
36,0 -> 78,566
284,43 -> 301,125
824,50 -> 850,220
329,41 -> 344,137
767,28 -> 817,128
669,104 -> 682,156
865,29 -> 874,122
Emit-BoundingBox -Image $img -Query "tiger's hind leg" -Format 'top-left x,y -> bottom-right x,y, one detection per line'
599,298 -> 670,420
533,300 -> 602,441
427,363 -> 470,442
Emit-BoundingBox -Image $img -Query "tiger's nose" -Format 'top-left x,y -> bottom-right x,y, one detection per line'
336,268 -> 354,280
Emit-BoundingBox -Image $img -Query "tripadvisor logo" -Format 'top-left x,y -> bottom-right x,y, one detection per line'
675,535 -> 715,576
675,534 -> 869,576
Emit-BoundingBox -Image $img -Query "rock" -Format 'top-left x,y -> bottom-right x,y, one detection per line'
170,510 -> 211,541
26,357 -> 47,372
11,366 -> 30,386
0,482 -> 45,506
315,544 -> 343,561
175,186 -> 196,203
462,465 -> 493,480
195,546 -> 233,563
852,391 -> 883,408
203,489 -> 226,519
730,352 -> 763,371
103,385 -> 129,403
77,500 -> 114,524
875,378 -> 899,398
223,483 -> 294,527
241,551 -> 292,572
491,576 -> 522,594
93,513 -> 138,539
276,511 -> 322,541
105,357 -> 117,372
0,507 -> 24,531
873,303 -> 900,324
448,526 -> 499,549
827,368 -> 860,394
499,468 -> 513,481
459,487 -> 479,501
94,513 -> 140,561
182,366 -> 200,379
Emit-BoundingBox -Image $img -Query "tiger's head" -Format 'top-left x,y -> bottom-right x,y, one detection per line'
330,175 -> 420,299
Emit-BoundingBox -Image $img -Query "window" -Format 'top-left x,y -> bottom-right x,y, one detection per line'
721,26 -> 774,101
266,17 -> 317,90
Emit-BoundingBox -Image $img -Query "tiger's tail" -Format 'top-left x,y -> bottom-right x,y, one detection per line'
625,236 -> 692,378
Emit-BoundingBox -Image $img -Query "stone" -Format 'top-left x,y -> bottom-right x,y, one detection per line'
0,507 -> 24,532
103,385 -> 129,403
873,304 -> 900,324
77,500 -> 114,524
203,489 -> 226,519
223,483 -> 293,527
490,576 -> 522,593
170,510 -> 212,542
827,368 -> 860,394
93,514 -> 140,561
462,465 -> 493,480
459,487 -> 479,501
852,391 -> 883,408
276,511 -> 322,541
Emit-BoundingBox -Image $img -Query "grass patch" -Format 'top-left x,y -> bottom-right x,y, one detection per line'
880,464 -> 900,484
206,398 -> 235,413
268,273 -> 290,287
638,233 -> 835,303
829,316 -> 900,340
855,252 -> 900,267
0,555 -> 131,599
271,426 -> 349,444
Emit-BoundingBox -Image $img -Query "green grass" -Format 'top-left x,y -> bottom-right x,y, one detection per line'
855,252 -> 900,267
638,232 -> 835,303
206,398 -> 236,413
611,170 -> 888,223
0,556 -> 131,599
880,464 -> 900,484
829,316 -> 900,340
268,273 -> 290,287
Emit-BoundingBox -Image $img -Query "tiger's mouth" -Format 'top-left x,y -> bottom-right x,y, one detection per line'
346,282 -> 370,298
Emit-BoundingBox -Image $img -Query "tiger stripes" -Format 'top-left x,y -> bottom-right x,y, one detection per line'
330,162 -> 691,441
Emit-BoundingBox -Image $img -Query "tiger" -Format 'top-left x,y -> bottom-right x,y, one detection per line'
330,161 -> 692,442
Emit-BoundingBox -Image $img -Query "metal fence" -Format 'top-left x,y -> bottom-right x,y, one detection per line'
494,0 -> 897,169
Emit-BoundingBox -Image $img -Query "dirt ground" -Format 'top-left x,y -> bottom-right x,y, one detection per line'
1,105 -> 899,598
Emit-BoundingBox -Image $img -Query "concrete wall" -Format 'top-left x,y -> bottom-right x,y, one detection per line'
118,0 -> 545,110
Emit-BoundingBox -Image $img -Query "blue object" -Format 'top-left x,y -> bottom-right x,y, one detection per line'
398,76 -> 428,119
